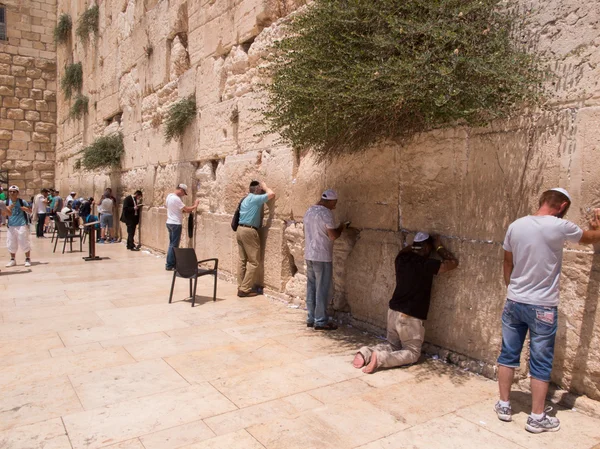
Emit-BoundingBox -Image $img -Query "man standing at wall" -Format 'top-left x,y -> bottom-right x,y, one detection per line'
236,180 -> 275,297
51,190 -> 63,216
121,190 -> 143,251
353,232 -> 458,373
32,188 -> 49,238
165,184 -> 199,271
496,188 -> 600,433
2,186 -> 32,267
303,189 -> 349,330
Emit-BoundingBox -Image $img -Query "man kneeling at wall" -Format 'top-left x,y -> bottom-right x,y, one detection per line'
353,232 -> 458,374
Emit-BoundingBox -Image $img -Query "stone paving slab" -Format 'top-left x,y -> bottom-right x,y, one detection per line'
1,232 -> 600,448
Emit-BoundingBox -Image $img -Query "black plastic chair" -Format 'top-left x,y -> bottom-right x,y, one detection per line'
168,248 -> 218,307
53,219 -> 83,254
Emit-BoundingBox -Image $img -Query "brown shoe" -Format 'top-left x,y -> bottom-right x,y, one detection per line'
237,290 -> 258,297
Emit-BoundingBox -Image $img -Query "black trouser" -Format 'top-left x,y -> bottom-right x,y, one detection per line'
36,213 -> 46,237
126,223 -> 137,249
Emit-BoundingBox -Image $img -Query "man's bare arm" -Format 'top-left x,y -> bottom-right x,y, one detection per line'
259,181 -> 276,201
579,208 -> 600,244
434,236 -> 459,273
503,250 -> 514,287
327,223 -> 345,241
182,199 -> 200,214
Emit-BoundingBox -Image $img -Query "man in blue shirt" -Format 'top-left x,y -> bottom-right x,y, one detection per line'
236,180 -> 275,297
2,186 -> 33,267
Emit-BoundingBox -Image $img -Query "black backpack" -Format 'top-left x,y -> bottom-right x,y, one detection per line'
231,198 -> 245,231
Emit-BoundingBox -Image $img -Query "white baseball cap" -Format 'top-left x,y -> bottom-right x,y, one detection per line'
550,187 -> 571,202
321,189 -> 338,201
8,185 -> 19,192
177,183 -> 188,195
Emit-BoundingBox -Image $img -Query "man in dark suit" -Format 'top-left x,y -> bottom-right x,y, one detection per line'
120,190 -> 143,251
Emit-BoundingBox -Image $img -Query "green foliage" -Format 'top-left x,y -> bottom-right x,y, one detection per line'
73,159 -> 82,170
164,96 -> 197,143
80,133 -> 124,170
263,0 -> 545,160
61,62 -> 83,99
70,94 -> 89,120
76,4 -> 99,43
54,13 -> 72,44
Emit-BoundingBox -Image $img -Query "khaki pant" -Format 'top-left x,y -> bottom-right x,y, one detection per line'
358,309 -> 425,369
236,226 -> 261,293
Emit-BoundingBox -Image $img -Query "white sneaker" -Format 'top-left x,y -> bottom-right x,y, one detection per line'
24,259 -> 31,267
5,259 -> 16,267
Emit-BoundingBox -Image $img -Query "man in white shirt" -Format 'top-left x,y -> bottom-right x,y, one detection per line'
303,189 -> 349,331
165,184 -> 199,271
496,188 -> 600,433
32,188 -> 49,238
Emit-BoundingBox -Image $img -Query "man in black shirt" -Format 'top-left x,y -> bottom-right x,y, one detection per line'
353,232 -> 458,374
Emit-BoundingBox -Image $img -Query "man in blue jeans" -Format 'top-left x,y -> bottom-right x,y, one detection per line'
497,188 -> 600,433
303,189 -> 349,331
165,184 -> 199,271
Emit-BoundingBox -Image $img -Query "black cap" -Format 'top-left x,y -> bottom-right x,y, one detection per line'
134,190 -> 143,196
250,180 -> 260,187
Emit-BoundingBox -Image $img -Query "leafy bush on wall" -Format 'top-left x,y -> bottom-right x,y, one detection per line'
263,0 -> 545,160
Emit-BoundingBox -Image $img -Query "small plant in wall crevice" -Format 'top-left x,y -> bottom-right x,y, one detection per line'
76,4 -> 100,43
61,62 -> 83,99
54,13 -> 72,44
164,95 -> 197,143
79,132 -> 124,170
70,94 -> 89,120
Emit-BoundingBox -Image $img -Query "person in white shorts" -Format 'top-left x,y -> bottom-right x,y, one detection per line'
2,186 -> 32,267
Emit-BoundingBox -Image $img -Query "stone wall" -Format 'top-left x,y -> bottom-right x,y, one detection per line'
0,0 -> 57,196
53,0 -> 600,400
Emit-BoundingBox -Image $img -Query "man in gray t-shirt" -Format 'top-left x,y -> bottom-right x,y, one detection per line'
495,188 -> 600,434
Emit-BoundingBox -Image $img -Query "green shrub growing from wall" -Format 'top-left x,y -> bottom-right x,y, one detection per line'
61,62 -> 83,99
76,4 -> 99,43
263,0 -> 545,160
54,13 -> 72,44
70,94 -> 89,120
80,133 -> 124,170
164,96 -> 197,143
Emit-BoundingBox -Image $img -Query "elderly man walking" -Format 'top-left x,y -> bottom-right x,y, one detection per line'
353,232 -> 458,373
165,184 -> 199,271
236,180 -> 275,297
303,189 -> 349,331
2,186 -> 33,267
496,188 -> 600,433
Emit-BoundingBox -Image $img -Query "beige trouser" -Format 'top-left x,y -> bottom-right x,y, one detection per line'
236,226 -> 261,293
358,309 -> 425,369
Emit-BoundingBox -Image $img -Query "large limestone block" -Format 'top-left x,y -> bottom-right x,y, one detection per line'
290,153 -> 327,221
195,213 -> 237,275
139,206 -> 169,251
425,241 -> 505,364
285,221 -> 305,275
553,250 -> 600,400
119,166 -> 156,203
236,91 -> 280,152
196,56 -> 225,109
527,1 -> 600,104
398,129 -> 467,236
573,107 -> 600,218
345,230 -> 404,329
258,218 -> 293,291
197,99 -> 239,159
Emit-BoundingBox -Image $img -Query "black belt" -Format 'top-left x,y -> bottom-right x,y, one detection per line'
238,224 -> 258,230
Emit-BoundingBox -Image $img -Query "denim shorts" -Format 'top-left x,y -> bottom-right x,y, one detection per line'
100,214 -> 113,229
497,299 -> 557,382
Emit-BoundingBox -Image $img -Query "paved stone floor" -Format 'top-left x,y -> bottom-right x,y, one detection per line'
1,230 -> 600,449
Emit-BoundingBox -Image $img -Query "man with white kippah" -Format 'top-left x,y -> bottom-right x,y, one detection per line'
354,231 -> 458,373
495,188 -> 600,433
303,189 -> 350,330
164,183 -> 200,271
2,186 -> 33,267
